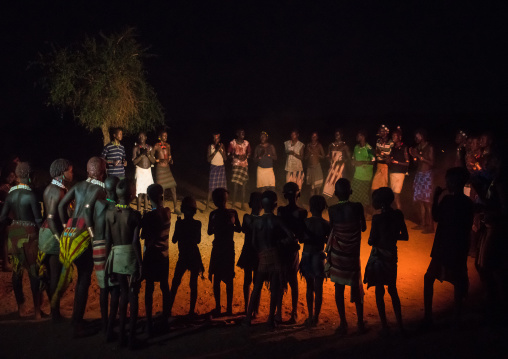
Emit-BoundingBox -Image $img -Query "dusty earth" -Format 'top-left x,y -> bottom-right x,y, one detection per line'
0,197 -> 506,359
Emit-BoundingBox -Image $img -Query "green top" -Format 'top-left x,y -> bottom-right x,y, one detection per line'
353,143 -> 374,181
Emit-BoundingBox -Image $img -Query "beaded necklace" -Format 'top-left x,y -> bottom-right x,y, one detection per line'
86,178 -> 105,188
9,184 -> 31,193
106,198 -> 116,204
338,200 -> 349,204
115,204 -> 130,209
51,179 -> 66,190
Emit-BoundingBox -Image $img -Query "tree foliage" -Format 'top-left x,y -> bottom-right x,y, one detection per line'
36,28 -> 164,144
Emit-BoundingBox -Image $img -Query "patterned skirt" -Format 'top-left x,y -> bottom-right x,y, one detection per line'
155,165 -> 177,189
231,165 -> 249,186
350,178 -> 371,207
413,170 -> 433,203
209,165 -> 227,191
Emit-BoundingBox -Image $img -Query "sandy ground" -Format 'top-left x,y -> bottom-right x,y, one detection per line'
0,201 -> 506,359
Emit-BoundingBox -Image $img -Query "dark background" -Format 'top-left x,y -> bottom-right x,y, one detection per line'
0,1 -> 506,193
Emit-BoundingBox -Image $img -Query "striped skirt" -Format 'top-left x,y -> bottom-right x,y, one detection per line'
155,165 -> 177,189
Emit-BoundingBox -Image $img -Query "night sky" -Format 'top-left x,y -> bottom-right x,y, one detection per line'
1,1 -> 507,177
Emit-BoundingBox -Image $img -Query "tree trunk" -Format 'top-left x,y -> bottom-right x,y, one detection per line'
101,123 -> 110,145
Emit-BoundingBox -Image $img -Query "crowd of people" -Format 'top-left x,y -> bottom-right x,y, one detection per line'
0,124 -> 505,350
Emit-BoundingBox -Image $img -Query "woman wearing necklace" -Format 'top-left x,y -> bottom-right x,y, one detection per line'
55,156 -> 106,337
0,162 -> 43,319
39,158 -> 73,320
323,129 -> 350,198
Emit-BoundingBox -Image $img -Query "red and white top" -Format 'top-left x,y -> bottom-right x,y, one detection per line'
228,139 -> 250,167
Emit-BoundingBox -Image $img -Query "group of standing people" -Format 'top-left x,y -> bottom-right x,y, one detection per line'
0,123 -> 504,350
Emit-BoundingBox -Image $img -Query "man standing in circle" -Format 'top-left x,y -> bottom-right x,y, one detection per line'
132,132 -> 155,213
254,131 -> 277,192
101,127 -> 127,178
284,130 -> 305,190
228,129 -> 251,210
153,129 -> 180,215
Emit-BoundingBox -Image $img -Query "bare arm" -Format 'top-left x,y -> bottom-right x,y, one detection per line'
0,198 -> 11,225
233,211 -> 242,233
58,186 -> 76,226
270,145 -> 277,161
132,146 -> 143,166
399,213 -> 409,241
207,214 -> 214,236
46,192 -> 62,236
359,204 -> 367,232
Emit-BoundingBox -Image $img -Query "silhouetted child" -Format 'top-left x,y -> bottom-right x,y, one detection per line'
277,181 -> 307,323
141,183 -> 171,336
364,187 -> 408,334
243,190 -> 294,328
169,196 -> 204,316
423,167 -> 473,327
326,178 -> 367,335
300,195 -> 330,327
237,192 -> 262,315
105,179 -> 142,349
207,188 -> 241,316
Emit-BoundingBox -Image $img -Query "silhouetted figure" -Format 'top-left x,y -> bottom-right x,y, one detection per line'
206,132 -> 227,211
277,182 -> 307,324
132,132 -> 155,213
105,179 -> 142,348
237,192 -> 262,315
56,156 -> 106,336
169,196 -> 204,317
0,164 -> 17,271
142,183 -> 172,336
423,167 -> 473,328
300,195 -> 330,326
207,188 -> 241,316
92,176 -> 119,330
326,178 -> 367,335
0,162 -> 42,319
228,129 -> 251,210
244,190 -> 294,328
364,187 -> 408,334
39,159 -> 73,321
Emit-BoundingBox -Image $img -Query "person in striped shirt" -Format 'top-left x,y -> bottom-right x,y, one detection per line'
101,127 -> 127,178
